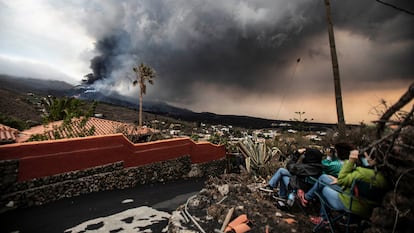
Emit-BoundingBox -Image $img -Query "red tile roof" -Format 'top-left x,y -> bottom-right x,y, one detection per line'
17,117 -> 156,142
0,124 -> 19,144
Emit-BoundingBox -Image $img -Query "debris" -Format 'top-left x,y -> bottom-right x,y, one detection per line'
282,218 -> 297,224
184,195 -> 206,233
121,199 -> 134,204
220,207 -> 234,232
217,184 -> 230,196
5,201 -> 14,208
217,196 -> 227,204
169,173 -> 322,232
286,213 -> 296,218
225,214 -> 251,233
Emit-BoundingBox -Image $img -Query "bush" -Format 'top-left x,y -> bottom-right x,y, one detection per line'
0,113 -> 28,130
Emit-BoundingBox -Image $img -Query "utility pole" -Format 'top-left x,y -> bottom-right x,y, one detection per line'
324,0 -> 346,139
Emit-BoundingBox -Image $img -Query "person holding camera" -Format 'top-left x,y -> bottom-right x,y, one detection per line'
309,149 -> 389,225
297,142 -> 354,207
259,148 -> 323,200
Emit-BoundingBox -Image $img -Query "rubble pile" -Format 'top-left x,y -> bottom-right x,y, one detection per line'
169,172 -> 316,233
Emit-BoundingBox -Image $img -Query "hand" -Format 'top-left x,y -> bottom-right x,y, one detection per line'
297,148 -> 306,154
349,150 -> 359,162
327,175 -> 337,184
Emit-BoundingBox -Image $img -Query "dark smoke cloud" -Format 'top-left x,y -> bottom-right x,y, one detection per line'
332,1 -> 414,42
85,29 -> 132,83
75,0 -> 413,106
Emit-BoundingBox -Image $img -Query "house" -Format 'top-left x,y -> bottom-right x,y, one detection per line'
0,124 -> 19,144
15,117 -> 157,143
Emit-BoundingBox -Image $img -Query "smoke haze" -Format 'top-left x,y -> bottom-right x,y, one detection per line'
0,0 -> 413,123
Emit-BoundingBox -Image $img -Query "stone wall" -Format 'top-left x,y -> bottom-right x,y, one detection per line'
0,159 -> 18,193
0,155 -> 226,211
0,135 -> 226,182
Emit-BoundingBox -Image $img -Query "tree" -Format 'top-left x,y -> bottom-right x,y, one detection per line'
376,82 -> 414,138
31,97 -> 97,141
132,63 -> 156,127
290,111 -> 313,131
41,96 -> 96,123
42,96 -> 82,122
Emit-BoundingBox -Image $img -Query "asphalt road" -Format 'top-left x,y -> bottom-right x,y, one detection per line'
0,178 -> 206,233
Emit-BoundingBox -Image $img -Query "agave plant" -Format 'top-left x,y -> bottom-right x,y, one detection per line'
237,138 -> 281,175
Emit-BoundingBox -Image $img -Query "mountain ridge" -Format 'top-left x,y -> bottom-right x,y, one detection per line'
0,74 -> 339,129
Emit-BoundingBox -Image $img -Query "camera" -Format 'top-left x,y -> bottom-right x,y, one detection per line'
358,150 -> 369,167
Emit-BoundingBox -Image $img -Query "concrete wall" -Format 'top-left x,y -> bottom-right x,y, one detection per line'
0,134 -> 226,181
0,156 -> 226,209
0,135 -> 226,210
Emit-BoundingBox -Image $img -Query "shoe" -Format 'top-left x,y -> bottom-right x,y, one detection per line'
310,216 -> 328,225
275,200 -> 289,211
297,189 -> 308,207
259,185 -> 274,193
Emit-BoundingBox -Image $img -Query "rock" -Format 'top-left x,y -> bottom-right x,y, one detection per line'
5,201 -> 14,208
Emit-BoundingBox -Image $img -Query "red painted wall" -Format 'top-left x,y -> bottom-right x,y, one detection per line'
0,134 -> 226,181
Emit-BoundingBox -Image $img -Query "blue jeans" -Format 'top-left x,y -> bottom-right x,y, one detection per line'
305,174 -> 341,200
321,186 -> 346,211
268,168 -> 291,198
309,176 -> 346,220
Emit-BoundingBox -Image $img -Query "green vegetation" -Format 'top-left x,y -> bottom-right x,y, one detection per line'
28,117 -> 96,142
26,96 -> 98,142
0,113 -> 29,130
208,132 -> 228,146
190,134 -> 200,142
41,96 -> 97,123
237,138 -> 282,176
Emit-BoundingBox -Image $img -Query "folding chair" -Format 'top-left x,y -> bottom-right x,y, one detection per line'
292,176 -> 319,214
313,179 -> 387,233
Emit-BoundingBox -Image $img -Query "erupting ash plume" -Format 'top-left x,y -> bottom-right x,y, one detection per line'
69,0 -> 413,123
1,0 -> 412,123
84,30 -> 132,84
80,0 -> 412,98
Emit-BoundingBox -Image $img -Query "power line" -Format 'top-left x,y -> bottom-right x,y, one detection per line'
275,58 -> 301,120
376,0 -> 414,16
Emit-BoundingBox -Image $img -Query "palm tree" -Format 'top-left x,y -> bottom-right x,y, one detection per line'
132,63 -> 156,127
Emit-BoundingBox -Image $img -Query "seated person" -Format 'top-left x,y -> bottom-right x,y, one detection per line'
322,142 -> 354,177
260,148 -> 323,199
308,149 -> 389,224
297,142 -> 354,206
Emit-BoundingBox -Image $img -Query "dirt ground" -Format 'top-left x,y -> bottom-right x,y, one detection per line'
170,119 -> 414,233
171,172 -> 361,233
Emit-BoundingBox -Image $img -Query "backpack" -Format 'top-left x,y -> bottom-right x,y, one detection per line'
287,148 -> 324,192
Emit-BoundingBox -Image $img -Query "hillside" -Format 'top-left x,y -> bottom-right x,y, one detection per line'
0,75 -> 339,130
0,74 -> 73,96
0,86 -> 185,129
0,75 -> 188,127
0,88 -> 43,127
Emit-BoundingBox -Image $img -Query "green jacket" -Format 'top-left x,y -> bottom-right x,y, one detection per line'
337,160 -> 389,218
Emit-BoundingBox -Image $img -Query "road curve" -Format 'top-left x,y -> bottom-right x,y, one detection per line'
0,178 -> 206,233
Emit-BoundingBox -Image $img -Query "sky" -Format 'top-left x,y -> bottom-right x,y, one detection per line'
0,0 -> 413,124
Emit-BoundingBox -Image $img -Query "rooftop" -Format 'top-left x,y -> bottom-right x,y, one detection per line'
1,117 -> 156,143
0,124 -> 19,144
